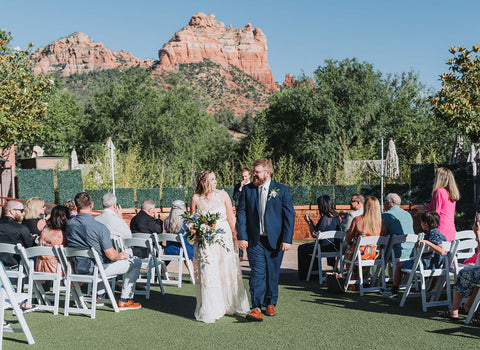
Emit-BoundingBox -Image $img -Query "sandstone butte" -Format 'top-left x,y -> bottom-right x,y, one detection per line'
157,12 -> 277,91
31,12 -> 278,92
31,32 -> 154,77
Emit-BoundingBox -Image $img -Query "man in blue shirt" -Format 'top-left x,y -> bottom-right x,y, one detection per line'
66,192 -> 142,310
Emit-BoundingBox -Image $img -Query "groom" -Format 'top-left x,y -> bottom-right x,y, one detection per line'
236,158 -> 295,322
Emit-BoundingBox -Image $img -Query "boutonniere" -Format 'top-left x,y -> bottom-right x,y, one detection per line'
268,187 -> 279,201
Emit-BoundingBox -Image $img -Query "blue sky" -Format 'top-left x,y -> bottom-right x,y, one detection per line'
2,0 -> 480,91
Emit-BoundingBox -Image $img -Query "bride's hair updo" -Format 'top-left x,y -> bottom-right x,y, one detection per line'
194,170 -> 215,195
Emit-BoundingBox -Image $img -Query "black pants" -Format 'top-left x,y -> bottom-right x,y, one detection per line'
297,240 -> 340,280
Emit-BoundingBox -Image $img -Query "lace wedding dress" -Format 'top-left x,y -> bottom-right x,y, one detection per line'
193,190 -> 250,323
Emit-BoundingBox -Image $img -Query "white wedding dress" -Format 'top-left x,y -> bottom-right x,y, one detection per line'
193,190 -> 250,323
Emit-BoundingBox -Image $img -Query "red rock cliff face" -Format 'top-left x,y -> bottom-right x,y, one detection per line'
31,32 -> 153,76
158,12 -> 277,91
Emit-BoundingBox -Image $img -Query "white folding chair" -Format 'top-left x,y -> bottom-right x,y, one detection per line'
306,230 -> 346,284
0,243 -> 27,298
0,262 -> 34,345
452,238 -> 479,282
465,280 -> 480,325
57,246 -> 119,318
122,237 -> 165,298
344,235 -> 390,296
17,245 -> 64,315
155,233 -> 194,287
399,241 -> 455,312
382,234 -> 418,286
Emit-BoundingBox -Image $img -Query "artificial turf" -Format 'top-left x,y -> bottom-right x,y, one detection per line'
3,273 -> 480,349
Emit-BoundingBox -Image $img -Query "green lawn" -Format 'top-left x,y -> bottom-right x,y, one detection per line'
3,273 -> 480,349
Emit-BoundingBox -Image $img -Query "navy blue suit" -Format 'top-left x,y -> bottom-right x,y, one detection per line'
236,180 -> 295,308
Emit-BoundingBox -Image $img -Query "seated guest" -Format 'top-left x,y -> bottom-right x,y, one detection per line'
340,194 -> 365,232
382,193 -> 415,260
95,193 -> 132,240
297,195 -> 341,280
36,205 -> 70,274
130,200 -> 163,258
382,210 -> 445,299
66,192 -> 142,310
0,200 -> 35,268
23,197 -> 48,239
344,196 -> 385,290
440,217 -> 480,320
63,200 -> 77,218
163,200 -> 194,260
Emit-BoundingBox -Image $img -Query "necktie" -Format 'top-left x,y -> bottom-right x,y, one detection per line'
260,185 -> 267,235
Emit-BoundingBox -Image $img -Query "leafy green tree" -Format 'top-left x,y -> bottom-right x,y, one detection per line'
429,45 -> 480,142
0,30 -> 54,156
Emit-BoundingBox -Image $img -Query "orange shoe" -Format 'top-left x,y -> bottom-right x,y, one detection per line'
246,308 -> 263,322
118,299 -> 142,310
266,304 -> 276,316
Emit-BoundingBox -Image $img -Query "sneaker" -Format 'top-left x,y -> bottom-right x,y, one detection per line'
118,299 -> 142,310
379,288 -> 398,299
96,296 -> 105,307
20,302 -> 39,313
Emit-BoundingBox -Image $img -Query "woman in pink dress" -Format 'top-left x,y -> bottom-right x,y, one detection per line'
428,167 -> 460,242
35,205 -> 70,274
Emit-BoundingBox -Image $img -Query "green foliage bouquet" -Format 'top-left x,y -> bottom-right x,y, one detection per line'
182,211 -> 229,251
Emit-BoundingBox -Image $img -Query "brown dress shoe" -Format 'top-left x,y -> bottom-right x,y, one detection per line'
246,308 -> 263,322
266,304 -> 276,316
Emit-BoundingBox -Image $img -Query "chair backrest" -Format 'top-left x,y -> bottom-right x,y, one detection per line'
357,235 -> 389,247
385,233 -> 418,263
123,237 -> 151,250
455,230 -> 476,240
24,246 -> 58,260
413,240 -> 453,273
0,243 -> 19,255
156,233 -> 183,244
132,232 -> 154,240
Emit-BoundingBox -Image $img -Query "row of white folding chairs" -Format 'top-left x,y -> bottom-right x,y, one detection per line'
114,232 -> 194,290
0,242 -> 119,319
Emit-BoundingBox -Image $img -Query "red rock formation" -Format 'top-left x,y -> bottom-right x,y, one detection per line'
157,12 -> 277,91
31,32 -> 153,76
283,73 -> 294,87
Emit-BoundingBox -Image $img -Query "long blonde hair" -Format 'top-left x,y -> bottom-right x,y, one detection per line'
194,170 -> 216,196
432,167 -> 460,202
362,196 -> 382,235
164,200 -> 186,234
24,197 -> 45,220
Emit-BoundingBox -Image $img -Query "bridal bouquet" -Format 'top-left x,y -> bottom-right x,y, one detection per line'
182,211 -> 229,251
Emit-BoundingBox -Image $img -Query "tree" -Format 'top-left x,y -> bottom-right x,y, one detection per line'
254,58 -> 450,182
429,45 -> 480,142
0,30 -> 54,156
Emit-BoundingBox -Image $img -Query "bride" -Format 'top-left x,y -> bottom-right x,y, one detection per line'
190,170 -> 250,323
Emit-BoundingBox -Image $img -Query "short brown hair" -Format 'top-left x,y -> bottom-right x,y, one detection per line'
253,158 -> 273,174
241,168 -> 251,174
74,192 -> 92,210
421,210 -> 440,229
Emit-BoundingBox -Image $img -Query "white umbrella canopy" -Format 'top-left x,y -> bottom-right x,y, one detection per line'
467,144 -> 476,163
106,137 -> 116,195
449,132 -> 465,164
385,138 -> 399,179
71,149 -> 78,169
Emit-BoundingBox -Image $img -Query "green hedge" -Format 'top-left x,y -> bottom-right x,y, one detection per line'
84,189 -> 108,210
385,184 -> 410,204
441,162 -> 474,216
410,163 -> 434,204
17,169 -> 55,204
360,184 -> 381,200
289,185 -> 310,206
162,187 -> 186,208
115,188 -> 135,209
310,185 -> 335,205
221,186 -> 234,202
136,188 -> 160,208
335,185 -> 359,205
187,186 -> 195,206
57,169 -> 83,204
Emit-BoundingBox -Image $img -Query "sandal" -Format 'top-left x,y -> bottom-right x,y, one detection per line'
439,310 -> 459,321
20,301 -> 39,314
459,305 -> 469,315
